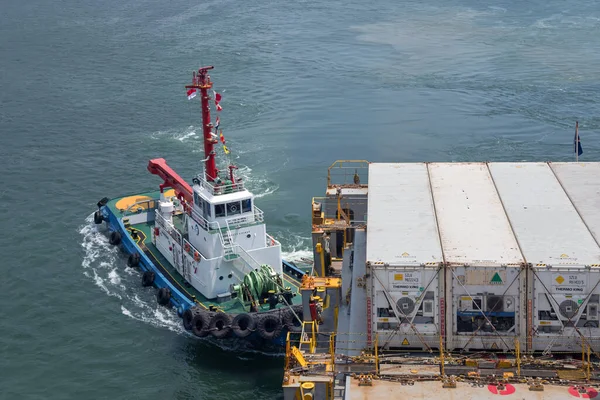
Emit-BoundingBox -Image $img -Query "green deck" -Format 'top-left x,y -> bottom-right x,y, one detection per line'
106,191 -> 311,313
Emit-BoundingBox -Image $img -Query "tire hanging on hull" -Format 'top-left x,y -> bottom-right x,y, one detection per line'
209,313 -> 232,339
191,311 -> 211,337
231,313 -> 256,338
256,313 -> 283,340
183,307 -> 203,331
127,253 -> 140,268
142,271 -> 155,287
157,287 -> 171,306
283,306 -> 304,333
109,231 -> 121,245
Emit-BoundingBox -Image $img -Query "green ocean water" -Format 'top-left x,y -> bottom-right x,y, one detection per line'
1,0 -> 599,398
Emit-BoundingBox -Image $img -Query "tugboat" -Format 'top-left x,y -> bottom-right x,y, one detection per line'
93,66 -> 308,346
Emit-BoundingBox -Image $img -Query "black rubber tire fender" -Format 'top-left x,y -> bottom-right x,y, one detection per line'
141,271 -> 155,287
183,307 -> 202,331
231,313 -> 257,338
256,313 -> 283,340
94,210 -> 103,224
127,252 -> 140,268
191,311 -> 211,337
109,231 -> 121,245
156,287 -> 171,306
283,307 -> 304,332
209,313 -> 232,339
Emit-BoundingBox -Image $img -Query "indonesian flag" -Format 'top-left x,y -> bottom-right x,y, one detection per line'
187,88 -> 197,100
213,90 -> 222,111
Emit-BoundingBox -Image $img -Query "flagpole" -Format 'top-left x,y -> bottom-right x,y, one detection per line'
576,121 -> 579,163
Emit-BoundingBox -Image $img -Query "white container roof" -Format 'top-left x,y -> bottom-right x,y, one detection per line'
551,162 -> 600,248
366,163 -> 443,265
428,163 -> 524,266
488,162 -> 600,266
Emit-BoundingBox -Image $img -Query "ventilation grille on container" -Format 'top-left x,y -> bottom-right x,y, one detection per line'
396,297 -> 415,315
559,300 -> 578,319
486,296 -> 504,312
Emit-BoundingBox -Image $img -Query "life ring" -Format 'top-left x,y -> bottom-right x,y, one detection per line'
184,242 -> 191,253
127,252 -> 140,268
109,231 -> 121,245
271,238 -> 275,246
256,313 -> 283,340
194,251 -> 200,262
283,307 -> 304,332
209,313 -> 232,339
94,210 -> 103,224
191,311 -> 211,337
141,271 -> 155,287
156,287 -> 171,306
231,313 -> 256,338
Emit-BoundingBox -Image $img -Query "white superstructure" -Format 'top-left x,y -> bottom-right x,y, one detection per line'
153,175 -> 282,300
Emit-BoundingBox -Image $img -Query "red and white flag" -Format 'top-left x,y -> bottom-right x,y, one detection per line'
213,90 -> 223,111
187,88 -> 197,100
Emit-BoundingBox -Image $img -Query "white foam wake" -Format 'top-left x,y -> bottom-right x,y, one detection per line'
79,214 -> 186,334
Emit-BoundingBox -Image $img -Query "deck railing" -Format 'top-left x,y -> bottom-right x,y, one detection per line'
194,174 -> 246,196
187,200 -> 264,232
123,199 -> 157,216
155,211 -> 182,244
266,233 -> 280,247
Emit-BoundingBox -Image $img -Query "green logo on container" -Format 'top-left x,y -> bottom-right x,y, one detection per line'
490,272 -> 503,285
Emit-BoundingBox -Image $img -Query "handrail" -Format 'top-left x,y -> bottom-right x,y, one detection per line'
266,233 -> 280,247
155,211 -> 182,245
185,200 -> 264,232
123,199 -> 158,216
194,174 -> 246,196
182,237 -> 205,262
312,196 -> 367,224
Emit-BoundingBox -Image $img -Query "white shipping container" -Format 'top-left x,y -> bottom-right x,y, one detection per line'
371,264 -> 443,351
366,163 -> 445,350
429,163 -> 526,350
489,162 -> 600,352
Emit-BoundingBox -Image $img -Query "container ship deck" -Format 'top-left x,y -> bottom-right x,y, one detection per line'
281,160 -> 600,400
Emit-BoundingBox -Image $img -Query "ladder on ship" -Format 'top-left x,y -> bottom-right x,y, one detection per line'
221,220 -> 241,260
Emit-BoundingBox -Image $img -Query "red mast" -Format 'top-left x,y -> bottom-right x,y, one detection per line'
185,66 -> 218,181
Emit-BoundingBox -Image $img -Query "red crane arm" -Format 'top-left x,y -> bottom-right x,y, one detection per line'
147,158 -> 193,204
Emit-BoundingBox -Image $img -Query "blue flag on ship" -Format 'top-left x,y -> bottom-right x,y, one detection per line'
574,125 -> 583,156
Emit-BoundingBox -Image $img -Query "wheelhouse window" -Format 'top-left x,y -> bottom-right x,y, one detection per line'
202,199 -> 211,218
227,201 -> 241,216
215,204 -> 225,218
242,198 -> 252,213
